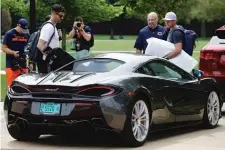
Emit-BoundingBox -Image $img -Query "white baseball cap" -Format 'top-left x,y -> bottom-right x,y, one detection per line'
163,12 -> 177,21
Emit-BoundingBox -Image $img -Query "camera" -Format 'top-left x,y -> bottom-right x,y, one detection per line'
76,22 -> 81,28
11,53 -> 27,71
74,22 -> 82,29
43,47 -> 58,65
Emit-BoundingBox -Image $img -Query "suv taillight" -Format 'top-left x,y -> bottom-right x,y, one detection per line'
200,51 -> 218,71
200,51 -> 216,60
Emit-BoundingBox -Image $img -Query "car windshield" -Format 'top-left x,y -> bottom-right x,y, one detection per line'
72,58 -> 125,73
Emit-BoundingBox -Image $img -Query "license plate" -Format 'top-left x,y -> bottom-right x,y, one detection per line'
40,102 -> 61,115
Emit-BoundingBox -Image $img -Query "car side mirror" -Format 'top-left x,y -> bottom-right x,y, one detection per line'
192,69 -> 203,79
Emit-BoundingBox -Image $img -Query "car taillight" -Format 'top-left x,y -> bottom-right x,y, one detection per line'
201,52 -> 215,60
76,85 -> 121,97
200,51 -> 205,59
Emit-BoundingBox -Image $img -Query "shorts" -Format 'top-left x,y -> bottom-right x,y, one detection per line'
75,49 -> 90,60
5,68 -> 28,88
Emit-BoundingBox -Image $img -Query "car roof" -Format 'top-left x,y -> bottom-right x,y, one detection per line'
92,52 -> 158,64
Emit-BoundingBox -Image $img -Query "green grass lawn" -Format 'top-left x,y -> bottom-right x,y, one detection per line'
0,35 -> 210,101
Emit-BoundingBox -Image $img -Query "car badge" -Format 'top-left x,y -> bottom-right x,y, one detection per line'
45,88 -> 59,92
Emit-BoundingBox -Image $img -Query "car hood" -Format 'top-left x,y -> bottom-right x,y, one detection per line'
14,71 -> 128,87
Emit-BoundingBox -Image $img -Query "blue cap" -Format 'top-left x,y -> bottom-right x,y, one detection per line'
18,18 -> 29,34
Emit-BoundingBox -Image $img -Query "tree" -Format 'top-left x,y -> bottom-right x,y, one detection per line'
1,0 -> 27,16
191,0 -> 225,22
1,0 -> 28,34
126,0 -> 196,23
73,0 -> 123,23
191,0 -> 225,36
1,9 -> 12,34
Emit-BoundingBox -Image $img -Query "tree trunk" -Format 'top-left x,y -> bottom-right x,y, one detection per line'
29,0 -> 36,34
1,9 -> 12,34
201,20 -> 206,37
110,28 -> 115,40
62,28 -> 66,50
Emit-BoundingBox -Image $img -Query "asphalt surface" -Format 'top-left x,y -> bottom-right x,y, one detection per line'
1,103 -> 225,150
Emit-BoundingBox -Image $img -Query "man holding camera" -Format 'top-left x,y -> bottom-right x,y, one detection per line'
68,16 -> 94,59
2,18 -> 30,87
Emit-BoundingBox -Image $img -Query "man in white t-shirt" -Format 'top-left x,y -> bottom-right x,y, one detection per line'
36,4 -> 65,73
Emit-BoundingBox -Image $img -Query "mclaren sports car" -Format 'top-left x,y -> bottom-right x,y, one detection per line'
4,53 -> 223,147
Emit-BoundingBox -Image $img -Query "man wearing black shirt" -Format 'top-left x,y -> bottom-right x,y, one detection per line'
68,16 -> 94,59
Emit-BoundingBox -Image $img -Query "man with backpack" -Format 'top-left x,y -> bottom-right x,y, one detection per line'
163,12 -> 197,59
27,4 -> 65,73
25,14 -> 63,72
68,16 -> 94,59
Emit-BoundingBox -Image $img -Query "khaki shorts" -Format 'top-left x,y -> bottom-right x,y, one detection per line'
75,49 -> 90,60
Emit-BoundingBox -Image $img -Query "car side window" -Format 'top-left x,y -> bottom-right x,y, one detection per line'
136,64 -> 155,76
147,60 -> 194,81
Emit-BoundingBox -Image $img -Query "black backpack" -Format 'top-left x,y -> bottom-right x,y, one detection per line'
26,22 -> 55,62
84,25 -> 94,47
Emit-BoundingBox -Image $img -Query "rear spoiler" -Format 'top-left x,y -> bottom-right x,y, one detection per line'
215,25 -> 225,39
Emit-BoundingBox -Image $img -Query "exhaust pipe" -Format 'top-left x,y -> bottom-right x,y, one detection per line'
91,118 -> 106,127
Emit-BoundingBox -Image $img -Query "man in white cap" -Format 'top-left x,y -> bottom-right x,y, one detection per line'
163,12 -> 184,59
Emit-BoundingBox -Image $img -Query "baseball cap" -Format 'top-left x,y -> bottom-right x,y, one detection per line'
163,12 -> 177,21
18,18 -> 29,34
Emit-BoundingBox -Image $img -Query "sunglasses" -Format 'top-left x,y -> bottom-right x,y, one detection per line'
56,13 -> 64,18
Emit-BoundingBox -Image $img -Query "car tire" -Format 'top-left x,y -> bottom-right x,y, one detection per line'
203,91 -> 221,128
7,123 -> 40,141
122,96 -> 151,147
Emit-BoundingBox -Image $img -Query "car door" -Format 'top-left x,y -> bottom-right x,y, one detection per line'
136,63 -> 176,124
147,60 -> 205,121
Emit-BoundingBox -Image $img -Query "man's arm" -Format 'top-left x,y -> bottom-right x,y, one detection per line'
166,42 -> 182,59
37,39 -> 47,53
68,28 -> 75,40
166,30 -> 183,59
2,44 -> 19,57
134,31 -> 144,54
136,49 -> 142,54
37,24 -> 54,54
2,32 -> 19,57
80,29 -> 91,41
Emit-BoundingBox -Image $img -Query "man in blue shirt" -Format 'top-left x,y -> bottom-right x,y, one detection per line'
134,12 -> 166,54
2,18 -> 30,87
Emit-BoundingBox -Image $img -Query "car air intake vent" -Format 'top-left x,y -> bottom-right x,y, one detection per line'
11,86 -> 30,94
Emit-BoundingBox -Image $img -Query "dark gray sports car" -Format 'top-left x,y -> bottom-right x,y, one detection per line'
4,53 -> 223,147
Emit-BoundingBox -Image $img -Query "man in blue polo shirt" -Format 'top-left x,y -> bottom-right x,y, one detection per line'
134,12 -> 166,54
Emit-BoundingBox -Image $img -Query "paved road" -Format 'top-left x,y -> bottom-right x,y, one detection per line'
1,103 -> 225,150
